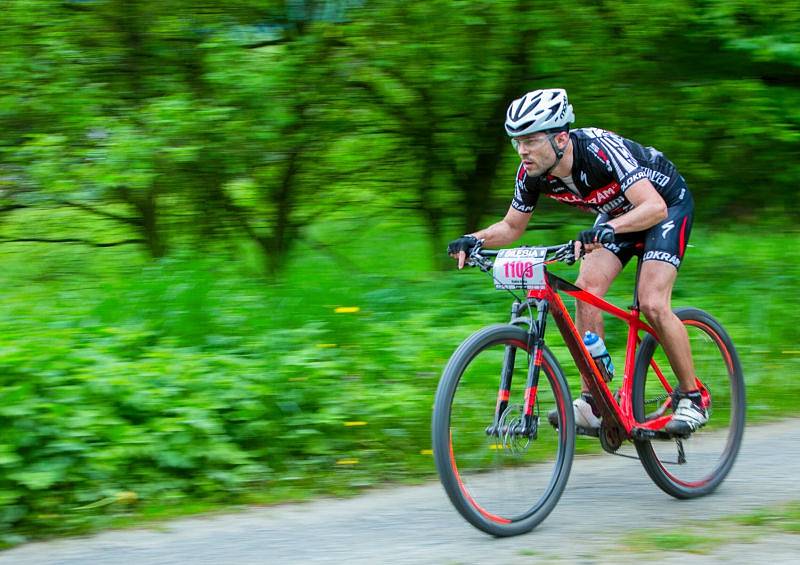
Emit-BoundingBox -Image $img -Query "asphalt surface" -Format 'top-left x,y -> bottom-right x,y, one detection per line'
3,419 -> 799,564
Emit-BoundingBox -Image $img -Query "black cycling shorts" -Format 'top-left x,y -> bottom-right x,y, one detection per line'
595,178 -> 694,270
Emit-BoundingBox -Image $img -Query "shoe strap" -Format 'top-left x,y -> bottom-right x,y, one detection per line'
671,389 -> 703,410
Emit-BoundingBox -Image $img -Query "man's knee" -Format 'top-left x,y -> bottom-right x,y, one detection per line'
638,261 -> 679,325
575,273 -> 612,297
639,295 -> 671,325
576,250 -> 621,296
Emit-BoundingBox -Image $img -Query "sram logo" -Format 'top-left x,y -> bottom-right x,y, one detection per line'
585,185 -> 619,205
643,250 -> 681,267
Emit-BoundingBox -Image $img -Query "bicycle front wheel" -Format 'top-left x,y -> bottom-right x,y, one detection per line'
632,308 -> 745,498
432,324 -> 574,537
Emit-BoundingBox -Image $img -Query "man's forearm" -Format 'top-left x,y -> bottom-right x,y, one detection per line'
607,180 -> 668,233
469,220 -> 523,248
606,199 -> 667,233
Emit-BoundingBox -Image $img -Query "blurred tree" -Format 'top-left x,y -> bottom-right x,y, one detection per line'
333,1 -> 551,264
0,0 -> 797,270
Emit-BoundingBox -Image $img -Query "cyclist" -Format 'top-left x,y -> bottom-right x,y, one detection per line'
448,88 -> 706,436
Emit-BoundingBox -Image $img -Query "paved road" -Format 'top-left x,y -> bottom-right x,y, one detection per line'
3,419 -> 799,564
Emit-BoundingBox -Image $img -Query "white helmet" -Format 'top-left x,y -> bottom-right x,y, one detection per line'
505,88 -> 575,137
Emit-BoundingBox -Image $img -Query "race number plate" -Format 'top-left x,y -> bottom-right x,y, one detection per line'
493,248 -> 547,290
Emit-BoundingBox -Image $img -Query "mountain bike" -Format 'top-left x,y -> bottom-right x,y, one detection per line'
432,242 -> 745,537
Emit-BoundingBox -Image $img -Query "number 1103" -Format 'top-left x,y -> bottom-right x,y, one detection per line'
504,261 -> 536,278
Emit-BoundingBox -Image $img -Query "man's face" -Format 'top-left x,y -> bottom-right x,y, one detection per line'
512,132 -> 559,176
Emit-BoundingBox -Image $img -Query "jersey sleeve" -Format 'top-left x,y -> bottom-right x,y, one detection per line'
595,134 -> 648,192
511,164 -> 540,213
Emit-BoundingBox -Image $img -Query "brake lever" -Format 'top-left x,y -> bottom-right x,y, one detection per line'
553,241 -> 578,266
466,241 -> 491,270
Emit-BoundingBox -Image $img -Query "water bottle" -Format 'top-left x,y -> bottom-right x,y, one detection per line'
584,331 -> 614,382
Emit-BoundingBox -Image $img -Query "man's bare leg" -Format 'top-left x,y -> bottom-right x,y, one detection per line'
574,249 -> 623,393
637,260 -> 696,391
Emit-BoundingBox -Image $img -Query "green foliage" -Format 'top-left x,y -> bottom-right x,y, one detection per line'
1,0 -> 800,548
0,220 -> 798,545
3,0 -> 799,268
735,501 -> 800,532
621,500 -> 800,555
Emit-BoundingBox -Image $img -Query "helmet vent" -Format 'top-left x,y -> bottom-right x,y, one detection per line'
504,88 -> 575,137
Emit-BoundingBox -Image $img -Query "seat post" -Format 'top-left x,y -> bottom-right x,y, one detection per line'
631,255 -> 643,311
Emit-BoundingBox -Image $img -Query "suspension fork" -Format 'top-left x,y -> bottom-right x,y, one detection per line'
521,300 -> 549,437
489,299 -> 549,438
489,301 -> 523,434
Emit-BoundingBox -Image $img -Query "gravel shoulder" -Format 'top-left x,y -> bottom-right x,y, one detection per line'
3,419 -> 799,565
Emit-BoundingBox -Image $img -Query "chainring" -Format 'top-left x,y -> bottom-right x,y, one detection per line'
598,423 -> 625,454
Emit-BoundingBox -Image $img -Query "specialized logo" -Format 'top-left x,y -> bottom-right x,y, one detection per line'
644,250 -> 681,267
580,170 -> 588,185
661,220 -> 675,239
643,167 -> 671,188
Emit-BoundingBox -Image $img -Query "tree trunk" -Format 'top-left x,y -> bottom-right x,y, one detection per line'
118,185 -> 165,258
264,147 -> 302,274
459,37 -> 531,234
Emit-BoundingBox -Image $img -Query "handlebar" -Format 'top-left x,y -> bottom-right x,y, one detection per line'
467,241 -> 577,268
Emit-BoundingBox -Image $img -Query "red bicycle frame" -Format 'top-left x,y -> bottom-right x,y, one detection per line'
526,268 -> 680,437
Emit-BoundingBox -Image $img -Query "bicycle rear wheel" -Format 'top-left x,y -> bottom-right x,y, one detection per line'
432,324 -> 574,536
632,308 -> 745,498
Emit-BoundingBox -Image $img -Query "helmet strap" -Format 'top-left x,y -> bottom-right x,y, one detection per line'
543,133 -> 567,175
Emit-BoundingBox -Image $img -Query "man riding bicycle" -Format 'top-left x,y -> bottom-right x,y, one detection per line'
448,88 -> 705,436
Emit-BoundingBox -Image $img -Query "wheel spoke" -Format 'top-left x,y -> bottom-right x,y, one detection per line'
633,309 -> 745,498
433,325 -> 574,535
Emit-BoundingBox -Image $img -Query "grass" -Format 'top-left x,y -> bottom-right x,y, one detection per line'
619,500 -> 800,555
0,213 -> 798,545
733,501 -> 800,533
622,530 -> 727,555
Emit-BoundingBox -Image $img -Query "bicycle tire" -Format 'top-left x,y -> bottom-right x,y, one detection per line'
632,307 -> 745,498
432,324 -> 574,536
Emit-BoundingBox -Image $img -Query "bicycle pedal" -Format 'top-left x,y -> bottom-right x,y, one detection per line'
576,425 -> 599,438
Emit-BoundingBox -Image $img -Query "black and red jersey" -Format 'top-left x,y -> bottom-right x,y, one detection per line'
511,127 -> 690,217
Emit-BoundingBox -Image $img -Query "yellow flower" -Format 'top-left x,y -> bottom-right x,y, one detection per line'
344,421 -> 367,427
316,343 -> 337,348
334,307 -> 360,314
419,449 -> 433,456
336,458 -> 359,465
115,491 -> 139,504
